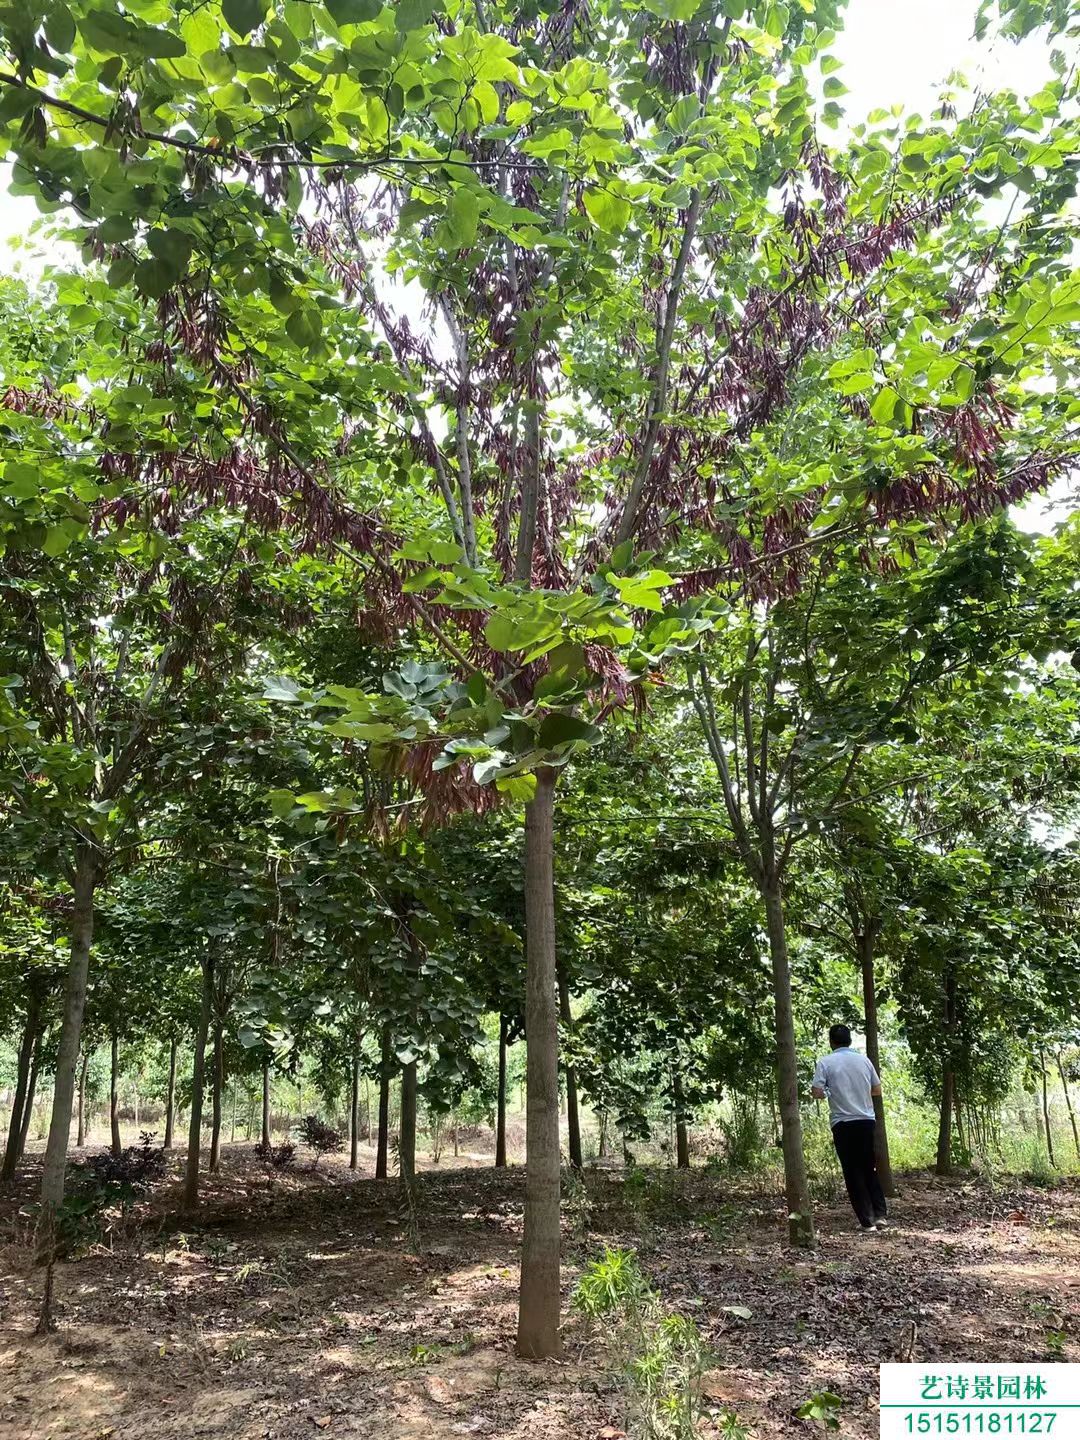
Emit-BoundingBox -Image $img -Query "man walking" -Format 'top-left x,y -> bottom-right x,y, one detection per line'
812,1024 -> 888,1233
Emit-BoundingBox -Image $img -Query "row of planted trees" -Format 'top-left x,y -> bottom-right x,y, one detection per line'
1,0 -> 1080,1357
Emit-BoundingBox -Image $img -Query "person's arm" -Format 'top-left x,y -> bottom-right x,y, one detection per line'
869,1060 -> 882,1098
811,1057 -> 827,1101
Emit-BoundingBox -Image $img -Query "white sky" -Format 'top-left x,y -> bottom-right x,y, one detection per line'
0,0 -> 1068,526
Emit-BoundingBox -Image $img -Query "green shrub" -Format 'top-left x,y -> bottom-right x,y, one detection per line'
572,1247 -> 721,1440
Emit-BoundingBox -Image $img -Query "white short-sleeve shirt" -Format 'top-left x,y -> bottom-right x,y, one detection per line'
812,1046 -> 879,1126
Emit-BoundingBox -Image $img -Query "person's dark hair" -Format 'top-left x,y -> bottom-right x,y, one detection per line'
829,1024 -> 852,1050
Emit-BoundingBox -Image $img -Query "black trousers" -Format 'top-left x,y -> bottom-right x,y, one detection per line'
831,1119 -> 887,1227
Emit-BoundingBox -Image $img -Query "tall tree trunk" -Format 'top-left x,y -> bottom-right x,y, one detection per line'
209,1022 -> 224,1173
557,968 -> 582,1172
1056,1051 -> 1080,1161
18,1045 -> 40,1160
936,1066 -> 954,1175
761,882 -> 814,1247
41,842 -> 98,1213
76,1052 -> 88,1149
399,1060 -> 417,1185
375,1024 -> 391,1181
936,965 -> 956,1176
261,1056 -> 271,1148
163,1038 -> 177,1150
672,1069 -> 690,1170
1040,1050 -> 1055,1167
598,1110 -> 610,1159
350,1040 -> 361,1171
516,767 -> 563,1358
182,953 -> 214,1210
109,1030 -> 122,1158
2,997 -> 40,1181
495,1012 -> 508,1169
858,925 -> 896,1197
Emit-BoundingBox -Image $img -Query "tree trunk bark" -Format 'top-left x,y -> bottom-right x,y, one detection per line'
350,1041 -> 361,1171
209,1022 -> 223,1173
182,953 -> 214,1209
18,1045 -> 40,1160
163,1038 -> 177,1150
1056,1051 -> 1080,1161
598,1110 -> 610,1159
495,1012 -> 508,1169
557,968 -> 582,1172
761,882 -> 814,1247
1040,1050 -> 1055,1167
936,965 -> 956,1176
516,767 -> 563,1358
375,1024 -> 391,1180
858,925 -> 896,1197
936,1066 -> 954,1175
672,1069 -> 690,1170
261,1056 -> 271,1148
109,1030 -> 122,1158
2,997 -> 40,1181
76,1051 -> 88,1149
41,842 -> 98,1213
399,1060 -> 417,1185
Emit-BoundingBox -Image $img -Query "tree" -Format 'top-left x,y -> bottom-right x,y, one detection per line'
3,0 -> 1078,1347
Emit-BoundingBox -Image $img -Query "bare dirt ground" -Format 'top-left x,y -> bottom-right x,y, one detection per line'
0,1145 -> 1077,1440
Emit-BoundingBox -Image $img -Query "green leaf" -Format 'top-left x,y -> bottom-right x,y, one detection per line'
325,0 -> 381,24
45,5 -> 76,52
222,0 -> 268,39
1,462 -> 39,499
537,712 -> 601,750
869,387 -> 899,425
583,187 -> 631,233
641,0 -> 701,18
394,0 -> 433,30
442,188 -> 480,248
496,773 -> 537,803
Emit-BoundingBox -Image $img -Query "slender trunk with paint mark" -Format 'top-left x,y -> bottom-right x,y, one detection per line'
18,1047 -> 40,1159
376,1025 -> 391,1181
109,1030 -> 122,1158
209,1022 -> 223,1172
761,882 -> 814,1247
2,998 -> 40,1181
41,843 -> 98,1214
261,1056 -> 271,1148
672,1069 -> 690,1170
163,1038 -> 177,1150
1040,1050 -> 1055,1168
557,968 -> 582,1172
350,1042 -> 361,1171
399,1060 -> 417,1185
936,966 -> 956,1176
182,953 -> 214,1210
495,1012 -> 508,1169
516,767 -> 563,1358
858,926 -> 895,1197
76,1052 -> 88,1149
1056,1051 -> 1080,1161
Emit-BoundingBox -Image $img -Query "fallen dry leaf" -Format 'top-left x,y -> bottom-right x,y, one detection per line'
312,1419 -> 331,1430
